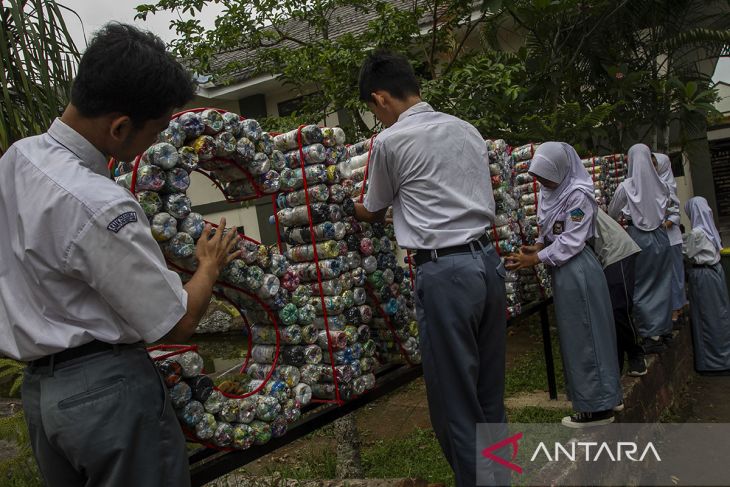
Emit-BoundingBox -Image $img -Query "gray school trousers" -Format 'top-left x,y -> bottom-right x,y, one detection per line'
415,243 -> 509,486
22,345 -> 190,487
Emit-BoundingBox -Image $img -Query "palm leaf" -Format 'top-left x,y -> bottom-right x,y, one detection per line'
0,0 -> 79,153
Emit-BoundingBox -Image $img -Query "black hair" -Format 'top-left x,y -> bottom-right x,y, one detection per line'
71,23 -> 195,126
358,50 -> 420,103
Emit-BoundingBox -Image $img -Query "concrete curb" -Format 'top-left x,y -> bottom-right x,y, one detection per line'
534,325 -> 694,485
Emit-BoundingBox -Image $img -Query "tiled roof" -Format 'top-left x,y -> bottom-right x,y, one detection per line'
209,0 -> 427,84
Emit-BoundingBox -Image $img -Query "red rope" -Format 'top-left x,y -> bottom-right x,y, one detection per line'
129,155 -> 142,194
296,125 -> 342,405
529,173 -> 548,298
239,312 -> 253,374
165,221 -> 281,399
358,134 -> 377,204
532,177 -> 540,235
272,193 -> 283,253
148,344 -> 198,362
491,224 -> 501,257
166,259 -> 280,400
365,286 -> 414,366
406,250 -> 415,290
591,157 -> 596,183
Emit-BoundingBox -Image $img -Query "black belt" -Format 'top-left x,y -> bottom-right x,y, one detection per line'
29,340 -> 142,368
693,264 -> 713,268
414,234 -> 490,266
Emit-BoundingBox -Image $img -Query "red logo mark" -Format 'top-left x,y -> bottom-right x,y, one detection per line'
481,432 -> 524,474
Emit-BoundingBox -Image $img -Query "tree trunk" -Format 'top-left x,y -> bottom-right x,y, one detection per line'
334,414 -> 363,479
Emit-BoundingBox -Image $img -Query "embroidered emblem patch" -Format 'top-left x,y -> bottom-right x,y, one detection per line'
570,208 -> 585,223
107,211 -> 138,233
552,221 -> 565,235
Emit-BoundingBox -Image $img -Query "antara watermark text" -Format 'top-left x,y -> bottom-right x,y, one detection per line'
530,441 -> 661,462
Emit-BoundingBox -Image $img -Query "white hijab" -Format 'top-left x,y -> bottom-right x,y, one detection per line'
685,196 -> 722,251
619,144 -> 669,231
654,152 -> 680,207
529,142 -> 597,235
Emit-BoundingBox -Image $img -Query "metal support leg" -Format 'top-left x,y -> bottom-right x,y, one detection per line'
539,304 -> 558,400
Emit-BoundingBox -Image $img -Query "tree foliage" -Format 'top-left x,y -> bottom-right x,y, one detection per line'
136,0 -> 729,151
487,0 -> 729,151
0,0 -> 80,153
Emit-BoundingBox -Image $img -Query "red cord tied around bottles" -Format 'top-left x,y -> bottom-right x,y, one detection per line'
365,286 -> 414,366
272,193 -> 283,253
358,133 -> 377,204
164,257 -> 281,400
296,124 -> 343,406
491,224 -> 501,257
591,157 -> 597,184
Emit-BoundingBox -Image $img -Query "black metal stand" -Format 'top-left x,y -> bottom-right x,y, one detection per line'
188,299 -> 557,485
508,298 -> 557,400
539,300 -> 558,400
189,363 -> 422,486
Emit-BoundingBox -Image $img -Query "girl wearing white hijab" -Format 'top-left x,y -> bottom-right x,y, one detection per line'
654,152 -> 686,326
683,196 -> 730,374
506,142 -> 622,428
608,144 -> 672,353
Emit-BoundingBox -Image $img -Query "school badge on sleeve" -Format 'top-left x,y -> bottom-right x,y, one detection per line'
107,211 -> 138,233
569,208 -> 585,223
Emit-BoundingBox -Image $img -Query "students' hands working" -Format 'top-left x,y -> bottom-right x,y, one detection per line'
196,218 -> 241,277
165,218 -> 241,342
520,244 -> 542,255
504,251 -> 541,271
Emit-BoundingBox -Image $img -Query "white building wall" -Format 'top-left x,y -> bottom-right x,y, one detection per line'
187,172 -> 262,242
715,83 -> 730,115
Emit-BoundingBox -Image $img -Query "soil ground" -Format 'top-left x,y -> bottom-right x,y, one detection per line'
671,373 -> 730,422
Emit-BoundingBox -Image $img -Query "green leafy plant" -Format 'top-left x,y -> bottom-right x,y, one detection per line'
0,411 -> 42,487
0,359 -> 24,398
0,0 -> 80,153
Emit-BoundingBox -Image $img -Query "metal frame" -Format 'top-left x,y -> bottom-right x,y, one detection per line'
188,298 -> 557,485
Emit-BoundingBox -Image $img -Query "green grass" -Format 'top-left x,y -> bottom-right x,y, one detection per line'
505,335 -> 565,397
362,428 -> 454,486
270,405 -> 570,485
263,446 -> 338,480
507,406 -> 572,423
0,412 -> 42,487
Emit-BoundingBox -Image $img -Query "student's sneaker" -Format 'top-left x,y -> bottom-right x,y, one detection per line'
613,401 -> 625,412
643,337 -> 666,354
662,333 -> 675,346
627,356 -> 648,377
562,410 -> 615,428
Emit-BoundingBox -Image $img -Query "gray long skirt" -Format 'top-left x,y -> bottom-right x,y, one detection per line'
670,243 -> 687,311
552,247 -> 623,412
628,226 -> 673,337
688,264 -> 730,372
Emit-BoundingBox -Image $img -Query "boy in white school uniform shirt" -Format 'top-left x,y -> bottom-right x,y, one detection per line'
0,23 -> 239,487
354,50 -> 508,487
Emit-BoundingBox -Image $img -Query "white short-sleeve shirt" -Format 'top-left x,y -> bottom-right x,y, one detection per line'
363,102 -> 496,250
0,119 -> 187,361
